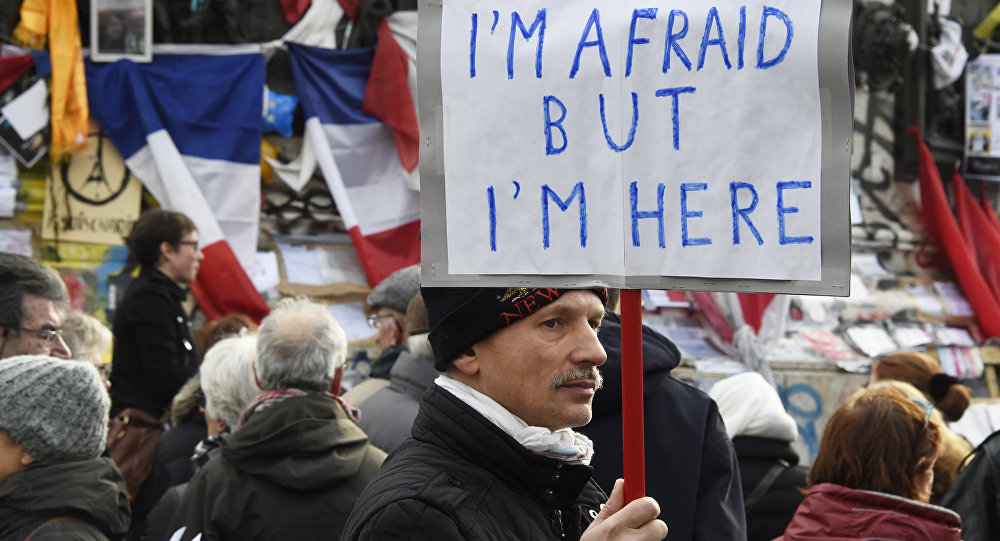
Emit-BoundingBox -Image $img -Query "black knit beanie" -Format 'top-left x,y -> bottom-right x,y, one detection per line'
422,286 -> 609,371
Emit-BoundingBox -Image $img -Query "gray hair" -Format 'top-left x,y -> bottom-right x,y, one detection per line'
200,334 -> 261,428
256,298 -> 347,392
0,253 -> 68,330
61,312 -> 112,367
406,333 -> 435,365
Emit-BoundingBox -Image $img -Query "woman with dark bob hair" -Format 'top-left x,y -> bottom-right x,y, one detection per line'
776,386 -> 962,540
109,209 -> 204,419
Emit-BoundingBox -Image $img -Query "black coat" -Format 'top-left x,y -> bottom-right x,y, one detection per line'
942,429 -> 1000,541
579,312 -> 746,541
126,416 -> 207,540
0,457 -> 131,540
732,436 -> 807,541
167,393 -> 385,541
342,384 -> 607,540
110,267 -> 198,418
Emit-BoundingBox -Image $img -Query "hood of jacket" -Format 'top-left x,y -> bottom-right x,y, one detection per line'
0,456 -> 131,538
222,393 -> 372,491
781,483 -> 962,541
592,311 -> 681,417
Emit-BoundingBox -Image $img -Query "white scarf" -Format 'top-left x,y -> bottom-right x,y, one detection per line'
435,374 -> 594,465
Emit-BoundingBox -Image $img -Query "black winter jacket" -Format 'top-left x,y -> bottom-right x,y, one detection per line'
110,267 -> 198,418
732,436 -> 807,541
167,393 -> 385,541
0,457 -> 131,540
942,429 -> 1000,541
579,312 -> 746,541
342,384 -> 607,540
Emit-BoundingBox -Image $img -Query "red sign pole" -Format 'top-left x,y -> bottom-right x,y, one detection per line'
619,289 -> 645,503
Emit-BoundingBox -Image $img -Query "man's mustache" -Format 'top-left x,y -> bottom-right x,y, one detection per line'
551,367 -> 603,390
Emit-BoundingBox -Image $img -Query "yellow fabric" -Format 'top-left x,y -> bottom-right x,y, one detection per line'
12,0 -> 89,160
11,0 -> 47,49
48,0 -> 89,159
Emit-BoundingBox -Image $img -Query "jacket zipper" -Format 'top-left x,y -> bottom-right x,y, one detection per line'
554,509 -> 565,538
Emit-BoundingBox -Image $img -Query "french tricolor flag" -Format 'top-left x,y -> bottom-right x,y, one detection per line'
288,42 -> 420,286
85,46 -> 269,323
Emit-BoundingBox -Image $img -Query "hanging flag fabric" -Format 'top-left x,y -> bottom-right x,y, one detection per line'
0,55 -> 34,93
86,47 -> 269,323
911,127 -> 1000,338
737,293 -> 777,334
288,42 -> 420,286
979,187 -> 1000,237
952,169 -> 1000,309
335,0 -> 418,174
13,0 -> 88,159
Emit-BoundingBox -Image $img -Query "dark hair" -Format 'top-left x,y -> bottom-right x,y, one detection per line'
125,209 -> 197,267
873,352 -> 970,422
807,386 -> 941,501
0,253 -> 69,330
195,313 -> 258,364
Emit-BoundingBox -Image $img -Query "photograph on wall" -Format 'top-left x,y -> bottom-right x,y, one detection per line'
90,0 -> 152,63
964,55 -> 1000,180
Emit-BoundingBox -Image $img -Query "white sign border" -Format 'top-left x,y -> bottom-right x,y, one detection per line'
418,0 -> 853,296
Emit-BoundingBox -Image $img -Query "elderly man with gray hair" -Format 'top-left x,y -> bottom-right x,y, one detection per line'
168,298 -> 386,541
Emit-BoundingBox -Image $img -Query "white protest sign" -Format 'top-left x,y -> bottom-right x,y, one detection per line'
420,0 -> 853,293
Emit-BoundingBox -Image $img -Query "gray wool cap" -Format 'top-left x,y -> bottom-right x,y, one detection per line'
0,355 -> 110,463
366,264 -> 421,314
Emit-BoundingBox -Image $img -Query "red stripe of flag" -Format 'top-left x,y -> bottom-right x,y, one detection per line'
190,241 -> 270,324
347,221 -> 421,287
911,128 -> 1000,337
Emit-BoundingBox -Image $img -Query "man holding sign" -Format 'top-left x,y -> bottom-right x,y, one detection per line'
342,287 -> 667,540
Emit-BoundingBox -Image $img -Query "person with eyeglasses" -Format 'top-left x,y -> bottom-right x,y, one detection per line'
363,264 -> 421,380
0,253 -> 72,360
109,208 -> 204,422
775,385 -> 962,541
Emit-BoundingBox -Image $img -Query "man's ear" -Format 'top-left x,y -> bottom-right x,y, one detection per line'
451,348 -> 479,377
252,360 -> 264,390
19,450 -> 34,467
330,364 -> 346,396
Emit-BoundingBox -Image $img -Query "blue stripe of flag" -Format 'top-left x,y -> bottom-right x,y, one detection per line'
287,42 -> 377,126
86,53 -> 265,164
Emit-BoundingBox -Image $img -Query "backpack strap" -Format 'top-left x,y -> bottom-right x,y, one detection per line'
744,459 -> 791,513
24,516 -> 97,540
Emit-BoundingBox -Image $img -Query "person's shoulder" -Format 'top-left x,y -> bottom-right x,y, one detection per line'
24,517 -> 109,541
346,497 -> 468,540
653,374 -> 716,416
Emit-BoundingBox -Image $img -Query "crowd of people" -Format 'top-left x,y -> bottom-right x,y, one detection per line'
1,208 -> 1000,540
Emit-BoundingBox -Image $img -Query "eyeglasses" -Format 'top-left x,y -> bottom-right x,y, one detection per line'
14,326 -> 64,348
908,397 -> 934,421
367,314 -> 398,330
176,240 -> 200,249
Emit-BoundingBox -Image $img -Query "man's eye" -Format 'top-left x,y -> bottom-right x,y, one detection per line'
542,319 -> 558,329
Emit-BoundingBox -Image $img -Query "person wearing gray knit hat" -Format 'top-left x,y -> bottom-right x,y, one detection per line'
0,355 -> 130,539
0,355 -> 110,466
366,265 -> 421,351
365,265 -> 421,379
